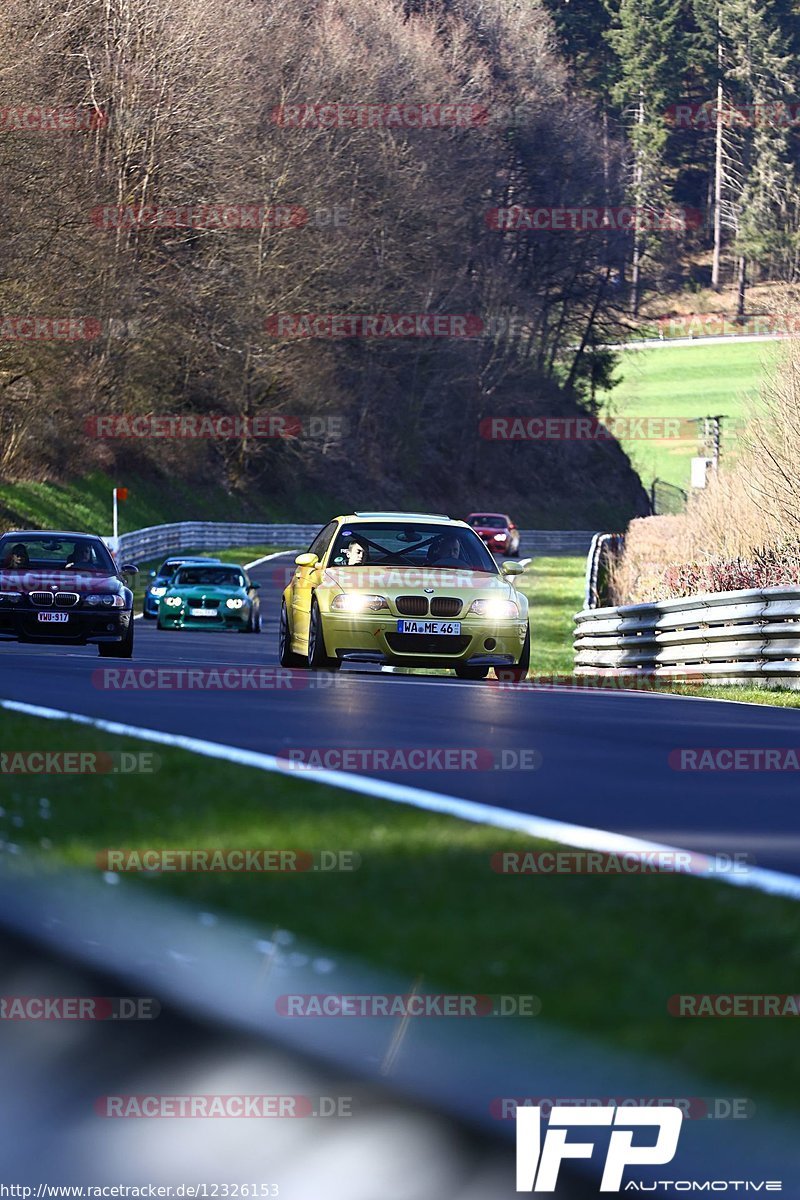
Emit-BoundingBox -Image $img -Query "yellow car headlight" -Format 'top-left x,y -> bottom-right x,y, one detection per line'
330,593 -> 389,613
468,598 -> 519,619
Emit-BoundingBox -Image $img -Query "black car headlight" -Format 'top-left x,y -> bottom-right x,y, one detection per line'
0,592 -> 22,605
85,594 -> 125,608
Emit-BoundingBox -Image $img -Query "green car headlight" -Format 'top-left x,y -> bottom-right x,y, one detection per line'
468,598 -> 519,619
331,593 -> 389,613
225,598 -> 244,609
164,596 -> 183,607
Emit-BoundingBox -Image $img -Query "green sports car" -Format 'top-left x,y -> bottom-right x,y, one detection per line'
157,563 -> 262,632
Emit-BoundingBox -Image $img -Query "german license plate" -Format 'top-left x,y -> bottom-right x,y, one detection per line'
190,608 -> 217,617
38,611 -> 69,623
397,619 -> 461,635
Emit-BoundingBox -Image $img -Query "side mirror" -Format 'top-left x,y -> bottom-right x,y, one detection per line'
501,561 -> 524,576
251,581 -> 261,589
294,553 -> 319,568
120,563 -> 139,576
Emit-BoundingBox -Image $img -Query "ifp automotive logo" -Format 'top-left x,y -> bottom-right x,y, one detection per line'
515,1104 -> 683,1192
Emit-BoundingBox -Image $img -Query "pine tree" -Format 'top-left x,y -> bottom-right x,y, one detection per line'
606,0 -> 686,313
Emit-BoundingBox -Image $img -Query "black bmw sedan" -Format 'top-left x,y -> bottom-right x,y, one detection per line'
0,531 -> 138,657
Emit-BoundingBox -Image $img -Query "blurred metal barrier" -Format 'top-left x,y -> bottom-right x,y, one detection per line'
575,585 -> 800,685
0,864 -> 795,1194
112,522 -> 599,563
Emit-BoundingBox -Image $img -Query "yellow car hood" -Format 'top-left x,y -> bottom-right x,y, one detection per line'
322,565 -> 517,600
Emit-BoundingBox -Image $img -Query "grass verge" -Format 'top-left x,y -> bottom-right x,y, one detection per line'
1,709 -> 798,1111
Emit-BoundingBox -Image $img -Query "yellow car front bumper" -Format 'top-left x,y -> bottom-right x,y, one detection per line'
320,611 -> 529,667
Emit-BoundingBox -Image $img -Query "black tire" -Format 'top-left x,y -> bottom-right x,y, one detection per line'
307,597 -> 341,671
98,619 -> 134,658
240,605 -> 261,633
278,600 -> 305,667
156,617 -> 167,630
495,627 -> 530,683
454,664 -> 490,680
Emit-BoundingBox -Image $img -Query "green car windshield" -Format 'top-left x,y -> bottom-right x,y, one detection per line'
173,567 -> 245,588
328,523 -> 497,572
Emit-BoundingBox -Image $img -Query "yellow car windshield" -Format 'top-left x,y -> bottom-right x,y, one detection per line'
328,523 -> 497,572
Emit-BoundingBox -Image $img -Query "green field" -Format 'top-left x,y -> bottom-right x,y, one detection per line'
601,340 -> 779,491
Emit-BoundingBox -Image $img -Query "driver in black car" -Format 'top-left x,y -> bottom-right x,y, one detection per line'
3,543 -> 29,570
65,542 -> 95,569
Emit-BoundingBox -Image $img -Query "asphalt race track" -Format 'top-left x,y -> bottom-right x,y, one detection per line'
3,553 -> 800,876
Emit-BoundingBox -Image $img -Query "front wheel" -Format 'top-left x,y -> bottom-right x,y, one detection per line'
98,620 -> 134,658
241,606 -> 261,633
278,601 -> 305,667
494,628 -> 530,683
307,598 -> 341,671
454,664 -> 490,680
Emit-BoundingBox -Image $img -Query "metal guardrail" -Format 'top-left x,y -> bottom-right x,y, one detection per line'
113,522 -> 600,564
584,532 -> 624,608
574,585 -> 800,686
115,521 -> 321,562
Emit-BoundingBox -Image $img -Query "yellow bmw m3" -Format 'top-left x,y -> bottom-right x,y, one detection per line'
278,512 -> 530,679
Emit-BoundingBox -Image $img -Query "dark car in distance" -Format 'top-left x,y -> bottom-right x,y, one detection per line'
0,531 -> 138,657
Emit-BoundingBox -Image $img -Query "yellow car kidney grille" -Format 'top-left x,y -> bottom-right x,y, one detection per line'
395,595 -> 428,616
430,597 -> 462,618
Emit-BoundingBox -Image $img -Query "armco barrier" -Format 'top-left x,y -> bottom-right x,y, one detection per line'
115,522 -> 321,563
574,585 -> 800,687
113,522 -> 599,563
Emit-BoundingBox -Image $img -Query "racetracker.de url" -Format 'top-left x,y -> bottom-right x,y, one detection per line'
0,1187 -> 279,1198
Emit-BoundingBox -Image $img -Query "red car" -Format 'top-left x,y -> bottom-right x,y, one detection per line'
466,513 -> 520,557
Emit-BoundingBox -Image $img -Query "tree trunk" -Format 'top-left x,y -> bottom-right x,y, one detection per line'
736,255 -> 747,319
711,79 -> 724,290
